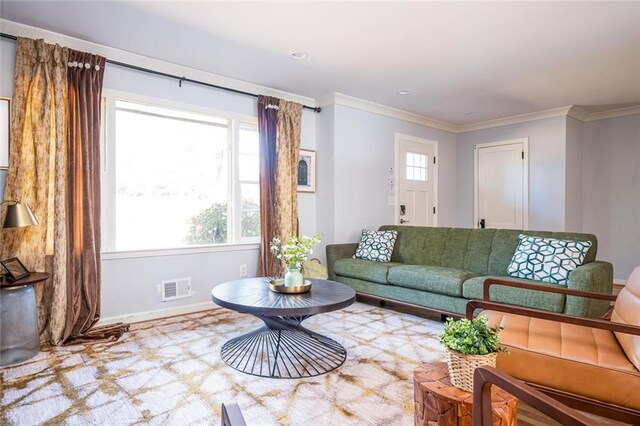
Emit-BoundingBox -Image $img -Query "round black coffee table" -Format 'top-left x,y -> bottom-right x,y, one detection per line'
211,278 -> 356,379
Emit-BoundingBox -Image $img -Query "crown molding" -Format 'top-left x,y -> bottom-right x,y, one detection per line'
319,93 -> 640,133
318,92 -> 459,133
567,106 -> 590,122
0,19 -> 317,108
318,94 -> 640,134
457,106 -> 573,133
581,105 -> 640,122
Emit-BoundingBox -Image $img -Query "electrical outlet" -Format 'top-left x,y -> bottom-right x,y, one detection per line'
240,264 -> 248,277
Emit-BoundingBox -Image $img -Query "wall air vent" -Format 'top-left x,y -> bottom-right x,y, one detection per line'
161,277 -> 191,302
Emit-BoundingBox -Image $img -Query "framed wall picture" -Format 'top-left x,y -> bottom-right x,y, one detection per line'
1,257 -> 31,281
0,97 -> 9,169
297,148 -> 316,193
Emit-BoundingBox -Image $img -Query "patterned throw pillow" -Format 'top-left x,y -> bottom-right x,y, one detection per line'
353,229 -> 398,263
507,234 -> 592,285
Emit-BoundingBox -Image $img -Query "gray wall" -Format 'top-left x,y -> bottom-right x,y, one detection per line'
332,105 -> 458,244
456,117 -> 568,231
314,104 -> 335,261
582,114 -> 640,280
565,117 -> 584,232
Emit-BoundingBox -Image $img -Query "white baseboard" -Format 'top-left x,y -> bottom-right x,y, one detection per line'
97,301 -> 216,326
613,279 -> 627,286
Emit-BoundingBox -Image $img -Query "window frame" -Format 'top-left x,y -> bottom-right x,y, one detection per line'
101,89 -> 260,256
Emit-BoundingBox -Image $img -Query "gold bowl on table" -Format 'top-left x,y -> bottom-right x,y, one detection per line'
268,279 -> 312,294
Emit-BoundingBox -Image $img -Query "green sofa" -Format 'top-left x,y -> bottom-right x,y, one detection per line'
326,226 -> 613,318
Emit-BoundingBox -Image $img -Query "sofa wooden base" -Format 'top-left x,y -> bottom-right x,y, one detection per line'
355,292 -> 463,321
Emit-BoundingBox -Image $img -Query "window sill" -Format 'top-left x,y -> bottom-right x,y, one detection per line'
101,243 -> 260,261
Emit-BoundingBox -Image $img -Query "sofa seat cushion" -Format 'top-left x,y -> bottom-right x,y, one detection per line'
387,265 -> 479,297
462,276 -> 566,313
333,258 -> 401,284
483,310 -> 640,411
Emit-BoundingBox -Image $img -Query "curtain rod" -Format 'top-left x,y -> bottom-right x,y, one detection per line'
0,32 -> 321,113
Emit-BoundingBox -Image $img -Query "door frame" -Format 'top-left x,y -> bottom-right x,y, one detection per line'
473,138 -> 529,230
394,133 -> 439,226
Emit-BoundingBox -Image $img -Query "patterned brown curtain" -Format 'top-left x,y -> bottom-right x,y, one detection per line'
256,96 -> 303,276
0,38 -> 127,345
257,95 -> 280,276
64,49 -> 128,344
0,38 -> 70,344
274,100 -> 303,241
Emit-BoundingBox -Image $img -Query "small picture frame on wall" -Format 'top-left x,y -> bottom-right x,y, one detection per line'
0,97 -> 9,170
1,257 -> 31,282
297,148 -> 316,193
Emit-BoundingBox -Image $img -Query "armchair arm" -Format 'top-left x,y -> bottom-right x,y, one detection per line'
221,402 -> 246,426
566,261 -> 614,317
483,278 -> 617,303
466,300 -> 640,337
326,243 -> 358,280
473,366 -> 597,426
483,274 -> 615,318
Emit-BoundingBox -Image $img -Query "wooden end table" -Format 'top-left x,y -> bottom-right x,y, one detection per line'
0,272 -> 50,366
414,361 -> 518,426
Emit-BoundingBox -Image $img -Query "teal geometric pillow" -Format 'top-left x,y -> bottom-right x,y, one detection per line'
507,234 -> 592,285
353,229 -> 398,263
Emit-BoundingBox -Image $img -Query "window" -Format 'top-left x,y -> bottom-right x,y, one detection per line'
104,97 -> 260,252
406,152 -> 428,181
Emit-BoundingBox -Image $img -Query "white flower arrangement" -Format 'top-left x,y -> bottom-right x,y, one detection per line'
270,234 -> 321,270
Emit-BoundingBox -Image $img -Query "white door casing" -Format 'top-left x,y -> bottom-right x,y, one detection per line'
395,134 -> 438,227
474,138 -> 529,230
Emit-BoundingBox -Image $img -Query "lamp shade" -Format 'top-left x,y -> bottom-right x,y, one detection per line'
2,202 -> 38,229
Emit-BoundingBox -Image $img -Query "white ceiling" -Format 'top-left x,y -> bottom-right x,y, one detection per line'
1,1 -> 639,125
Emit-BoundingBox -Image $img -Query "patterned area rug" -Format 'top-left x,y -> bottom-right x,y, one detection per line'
1,302 -> 445,425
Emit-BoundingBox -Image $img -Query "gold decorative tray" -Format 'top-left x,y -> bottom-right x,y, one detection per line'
268,279 -> 312,294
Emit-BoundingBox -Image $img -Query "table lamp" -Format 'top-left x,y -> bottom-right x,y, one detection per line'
1,200 -> 38,229
0,200 -> 38,282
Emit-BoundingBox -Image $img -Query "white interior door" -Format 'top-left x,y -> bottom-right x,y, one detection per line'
474,139 -> 528,229
395,135 -> 437,227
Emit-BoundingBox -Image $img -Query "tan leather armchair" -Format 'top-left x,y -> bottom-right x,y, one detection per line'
466,267 -> 640,424
472,366 -> 597,426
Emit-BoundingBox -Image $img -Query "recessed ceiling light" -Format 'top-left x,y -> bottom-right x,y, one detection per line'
290,51 -> 308,60
398,89 -> 411,95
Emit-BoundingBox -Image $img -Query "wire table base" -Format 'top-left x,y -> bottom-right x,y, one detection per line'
220,315 -> 347,379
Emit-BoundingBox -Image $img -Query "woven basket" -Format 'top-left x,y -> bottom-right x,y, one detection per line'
444,348 -> 498,392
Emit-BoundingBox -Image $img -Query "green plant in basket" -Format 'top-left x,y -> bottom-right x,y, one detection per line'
440,316 -> 508,355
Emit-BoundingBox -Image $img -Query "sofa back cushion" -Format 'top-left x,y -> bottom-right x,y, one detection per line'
379,225 -> 449,265
378,225 -> 598,277
463,229 -> 496,275
612,266 -> 640,371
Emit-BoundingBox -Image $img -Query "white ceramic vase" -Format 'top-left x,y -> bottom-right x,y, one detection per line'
284,268 -> 304,287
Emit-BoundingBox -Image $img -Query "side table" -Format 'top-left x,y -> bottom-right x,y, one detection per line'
414,361 -> 518,426
0,272 -> 50,366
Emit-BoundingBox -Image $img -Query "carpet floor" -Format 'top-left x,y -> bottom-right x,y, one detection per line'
0,302 -> 627,426
1,302 -> 445,425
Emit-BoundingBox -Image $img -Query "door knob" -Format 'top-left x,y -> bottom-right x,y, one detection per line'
400,218 -> 410,224
479,219 -> 485,229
